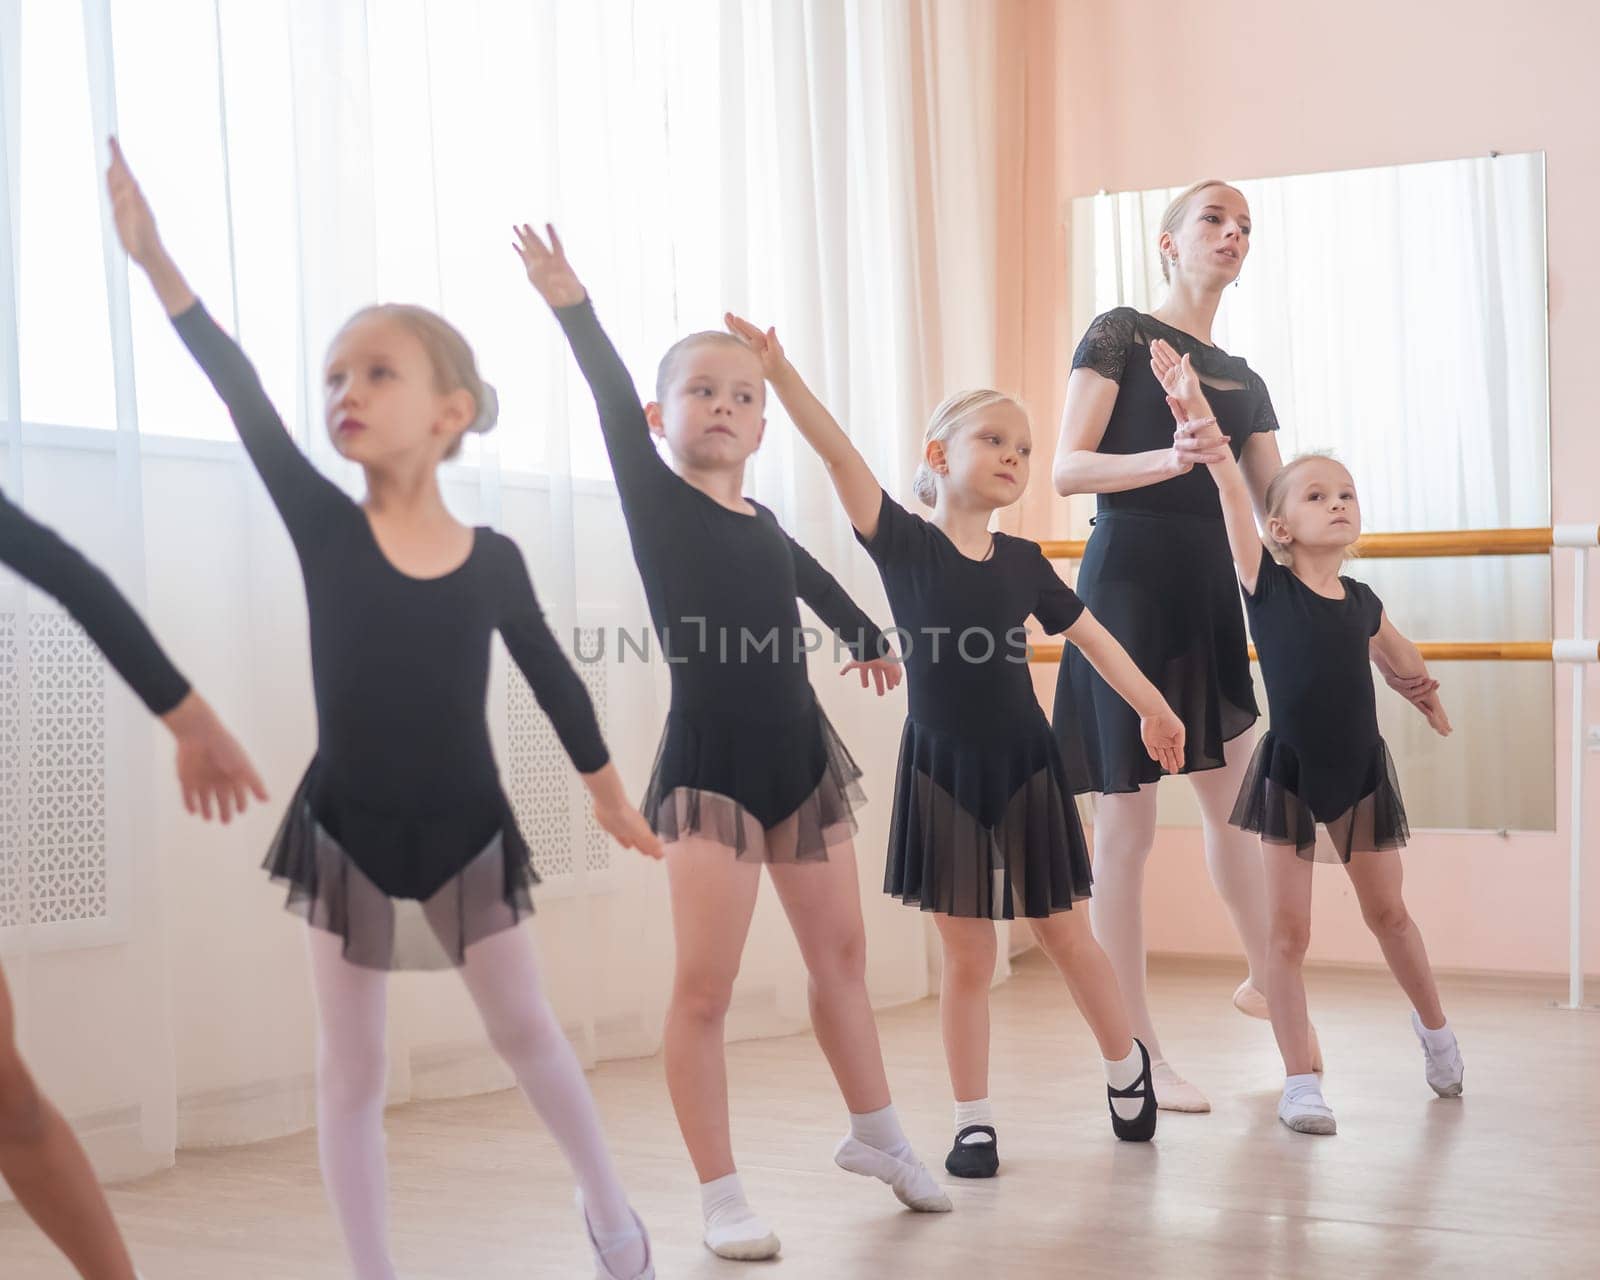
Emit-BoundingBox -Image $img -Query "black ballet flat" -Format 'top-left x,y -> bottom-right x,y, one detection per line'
1107,1039 -> 1158,1142
944,1124 -> 999,1178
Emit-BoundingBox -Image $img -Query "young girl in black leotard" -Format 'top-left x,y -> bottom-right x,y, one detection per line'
722,312 -> 1183,1174
2,488 -> 262,1280
109,140 -> 658,1280
515,226 -> 949,1261
1152,338 -> 1464,1137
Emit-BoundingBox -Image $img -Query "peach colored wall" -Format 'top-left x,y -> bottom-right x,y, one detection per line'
1012,0 -> 1599,977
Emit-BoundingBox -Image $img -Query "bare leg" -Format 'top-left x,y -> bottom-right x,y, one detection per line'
0,965 -> 139,1280
1261,843 -> 1316,1076
770,843 -> 949,1212
766,840 -> 889,1113
1344,853 -> 1446,1027
930,915 -> 997,1104
1028,908 -> 1135,1059
660,837 -> 761,1182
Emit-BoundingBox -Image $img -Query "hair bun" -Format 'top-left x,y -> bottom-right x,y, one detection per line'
470,382 -> 499,435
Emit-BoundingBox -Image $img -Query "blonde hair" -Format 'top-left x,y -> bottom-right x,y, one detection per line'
654,331 -> 763,402
332,304 -> 496,460
1263,452 -> 1358,565
912,389 -> 1027,507
1158,179 -> 1244,284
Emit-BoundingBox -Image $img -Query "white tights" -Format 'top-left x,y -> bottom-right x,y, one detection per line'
1087,734 -> 1270,1062
307,926 -> 640,1279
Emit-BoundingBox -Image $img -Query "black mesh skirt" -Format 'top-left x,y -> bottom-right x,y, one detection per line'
1229,733 -> 1409,862
264,763 -> 538,971
641,697 -> 864,862
1054,510 -> 1258,794
885,717 -> 1092,920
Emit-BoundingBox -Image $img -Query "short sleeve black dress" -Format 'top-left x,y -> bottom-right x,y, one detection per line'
1053,307 -> 1279,794
174,303 -> 610,970
555,299 -> 888,863
857,490 -> 1092,919
1230,547 -> 1409,861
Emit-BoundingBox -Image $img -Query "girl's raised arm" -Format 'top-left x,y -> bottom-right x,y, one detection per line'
1149,340 -> 1263,593
724,313 -> 884,541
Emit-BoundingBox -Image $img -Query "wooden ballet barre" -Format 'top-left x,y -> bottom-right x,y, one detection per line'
1025,639 -> 1600,665
1038,524 -> 1600,562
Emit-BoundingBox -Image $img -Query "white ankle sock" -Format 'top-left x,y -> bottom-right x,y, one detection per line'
699,1172 -> 778,1257
1104,1043 -> 1146,1122
700,1172 -> 757,1228
1284,1071 -> 1321,1097
953,1098 -> 994,1143
1416,1014 -> 1455,1050
848,1103 -> 915,1160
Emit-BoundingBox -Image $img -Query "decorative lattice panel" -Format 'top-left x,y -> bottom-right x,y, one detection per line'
0,613 -> 110,928
0,617 -> 20,928
506,626 -> 611,880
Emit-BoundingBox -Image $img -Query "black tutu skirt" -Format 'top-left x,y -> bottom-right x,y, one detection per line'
641,696 -> 864,862
885,716 -> 1092,920
1054,510 -> 1258,794
1230,733 -> 1409,862
264,762 -> 538,971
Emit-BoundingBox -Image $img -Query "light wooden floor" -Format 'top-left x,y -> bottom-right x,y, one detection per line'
4,954 -> 1597,1278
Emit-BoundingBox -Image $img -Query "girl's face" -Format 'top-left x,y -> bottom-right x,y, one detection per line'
930,403 -> 1032,511
1163,185 -> 1252,289
646,343 -> 766,471
323,316 -> 473,467
1269,457 -> 1362,557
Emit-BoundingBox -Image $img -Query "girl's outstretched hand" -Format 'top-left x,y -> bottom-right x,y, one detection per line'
106,137 -> 164,266
1414,690 -> 1453,737
841,655 -> 902,697
512,223 -> 587,308
1139,704 -> 1186,775
723,313 -> 792,380
593,797 -> 665,860
1381,664 -> 1440,703
163,693 -> 269,824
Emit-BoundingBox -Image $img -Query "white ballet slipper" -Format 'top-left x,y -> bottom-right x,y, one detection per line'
833,1135 -> 953,1212
1278,1085 -> 1337,1135
1412,1011 -> 1464,1097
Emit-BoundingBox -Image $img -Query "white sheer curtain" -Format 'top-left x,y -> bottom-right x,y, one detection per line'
1,0 -> 1000,1183
1071,155 -> 1552,832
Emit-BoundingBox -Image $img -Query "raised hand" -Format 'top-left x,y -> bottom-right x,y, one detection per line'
1139,704 -> 1186,775
106,136 -> 164,266
723,312 -> 792,381
1149,337 -> 1208,410
163,693 -> 269,824
511,223 -> 587,308
841,655 -> 903,697
106,136 -> 196,314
